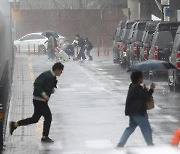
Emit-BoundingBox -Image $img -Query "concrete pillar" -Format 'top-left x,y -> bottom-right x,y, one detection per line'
127,0 -> 140,20
139,0 -> 151,20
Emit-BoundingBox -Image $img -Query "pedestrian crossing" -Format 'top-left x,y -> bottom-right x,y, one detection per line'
85,140 -> 113,149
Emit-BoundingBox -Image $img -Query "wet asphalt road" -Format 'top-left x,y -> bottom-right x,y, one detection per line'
29,54 -> 180,153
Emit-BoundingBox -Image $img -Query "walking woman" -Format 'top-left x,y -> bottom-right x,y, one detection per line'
117,72 -> 155,147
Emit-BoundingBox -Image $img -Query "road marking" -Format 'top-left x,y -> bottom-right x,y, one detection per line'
85,140 -> 113,149
164,115 -> 178,122
72,84 -> 86,88
28,57 -> 35,83
91,63 -> 98,67
101,72 -> 108,75
108,75 -> 115,79
28,57 -> 43,140
89,87 -> 106,92
154,105 -> 161,110
79,66 -> 112,95
60,88 -> 76,91
39,140 -> 63,150
98,68 -> 104,71
62,152 -> 84,154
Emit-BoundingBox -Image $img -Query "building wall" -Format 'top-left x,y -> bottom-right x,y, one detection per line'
19,0 -> 127,9
15,8 -> 128,45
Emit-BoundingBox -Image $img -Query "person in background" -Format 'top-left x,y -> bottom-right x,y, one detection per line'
117,71 -> 155,147
85,37 -> 93,61
171,129 -> 180,146
73,34 -> 86,61
10,62 -> 64,143
46,32 -> 57,60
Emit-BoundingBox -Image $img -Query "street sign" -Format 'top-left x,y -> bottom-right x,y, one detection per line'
165,8 -> 174,17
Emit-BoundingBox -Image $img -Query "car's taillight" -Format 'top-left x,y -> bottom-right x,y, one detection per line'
123,43 -> 127,52
134,43 -> 138,56
143,47 -> 148,60
154,46 -> 159,60
176,51 -> 180,69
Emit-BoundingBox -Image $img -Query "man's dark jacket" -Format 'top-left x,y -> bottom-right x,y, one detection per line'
86,40 -> 93,50
77,37 -> 86,48
33,71 -> 57,99
125,83 -> 153,116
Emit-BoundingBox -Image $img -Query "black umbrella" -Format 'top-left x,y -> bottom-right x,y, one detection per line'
128,60 -> 176,72
42,30 -> 59,38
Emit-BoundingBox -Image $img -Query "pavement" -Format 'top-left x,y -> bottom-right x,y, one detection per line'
3,49 -> 180,153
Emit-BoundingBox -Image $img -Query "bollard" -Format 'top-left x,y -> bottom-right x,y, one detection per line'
18,44 -> 20,55
34,44 -> 36,55
102,38 -> 106,56
101,38 -> 104,50
104,46 -> 107,56
28,44 -> 30,56
76,47 -> 79,56
38,45 -> 40,56
107,46 -> 109,57
97,38 -> 100,57
0,104 -> 3,153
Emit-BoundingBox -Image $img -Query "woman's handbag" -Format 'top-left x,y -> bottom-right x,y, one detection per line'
146,97 -> 154,110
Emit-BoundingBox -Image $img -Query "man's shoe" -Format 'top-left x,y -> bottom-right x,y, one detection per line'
89,57 -> 93,61
9,121 -> 16,135
41,136 -> 54,143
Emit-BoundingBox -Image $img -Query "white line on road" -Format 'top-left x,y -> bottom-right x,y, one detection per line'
164,115 -> 178,122
79,66 -> 112,95
154,105 -> 161,110
85,140 -> 113,149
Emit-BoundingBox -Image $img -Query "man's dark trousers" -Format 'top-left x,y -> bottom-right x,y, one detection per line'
77,47 -> 86,60
18,99 -> 52,137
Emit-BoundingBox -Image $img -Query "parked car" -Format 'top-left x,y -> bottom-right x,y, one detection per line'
128,21 -> 147,66
120,22 -> 137,68
168,26 -> 180,91
149,22 -> 180,61
14,33 -> 48,54
139,21 -> 160,61
118,20 -> 135,64
116,21 -> 126,42
113,21 -> 125,63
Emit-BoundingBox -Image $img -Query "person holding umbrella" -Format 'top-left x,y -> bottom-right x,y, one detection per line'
116,60 -> 177,147
117,71 -> 155,147
45,32 -> 58,60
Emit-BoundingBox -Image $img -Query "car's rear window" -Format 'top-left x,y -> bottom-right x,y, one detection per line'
149,25 -> 157,32
138,23 -> 146,30
126,23 -> 134,29
159,24 -> 180,31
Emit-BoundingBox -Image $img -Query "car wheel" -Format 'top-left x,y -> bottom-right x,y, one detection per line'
168,71 -> 180,92
38,45 -> 46,54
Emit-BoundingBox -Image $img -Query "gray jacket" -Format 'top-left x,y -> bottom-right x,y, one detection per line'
47,36 -> 55,51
